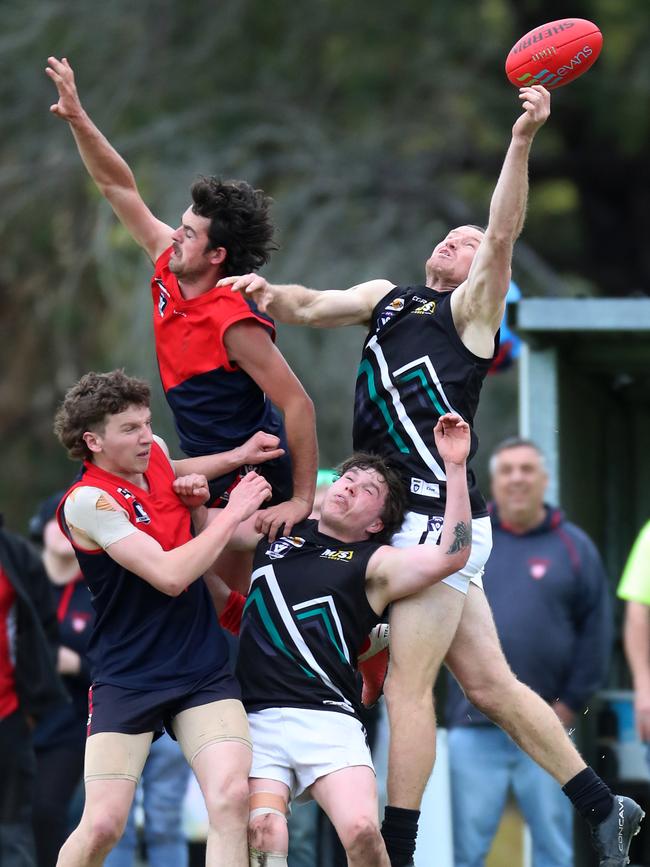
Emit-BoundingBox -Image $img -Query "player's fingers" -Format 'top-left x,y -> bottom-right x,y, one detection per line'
267,517 -> 286,544
258,432 -> 281,446
262,447 -> 285,460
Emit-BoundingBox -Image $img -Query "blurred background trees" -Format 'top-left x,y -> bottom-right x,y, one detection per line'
2,0 -> 649,527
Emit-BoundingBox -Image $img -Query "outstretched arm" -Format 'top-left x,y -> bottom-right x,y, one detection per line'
46,56 -> 172,262
365,414 -> 472,613
219,274 -> 394,329
224,321 -> 318,540
172,431 -> 286,480
66,472 -> 271,596
451,85 -> 550,356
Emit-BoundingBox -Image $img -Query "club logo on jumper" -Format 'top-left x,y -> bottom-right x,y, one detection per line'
528,558 -> 550,580
410,478 -> 440,498
116,489 -> 150,524
320,548 -> 353,562
515,45 -> 593,87
378,297 -> 405,330
266,536 -> 305,560
154,279 -> 169,317
426,516 -> 444,539
71,612 -> 92,633
413,301 -> 436,316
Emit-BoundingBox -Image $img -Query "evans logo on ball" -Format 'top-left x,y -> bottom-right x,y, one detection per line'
515,45 -> 594,87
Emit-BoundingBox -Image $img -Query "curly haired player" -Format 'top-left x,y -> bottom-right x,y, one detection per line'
46,56 -> 316,546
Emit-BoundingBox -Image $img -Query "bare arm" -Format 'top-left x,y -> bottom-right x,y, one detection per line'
451,86 -> 550,355
624,601 -> 650,741
172,431 -> 285,480
365,414 -> 472,614
219,274 -> 394,329
46,56 -> 172,262
224,320 -> 318,540
84,472 -> 271,596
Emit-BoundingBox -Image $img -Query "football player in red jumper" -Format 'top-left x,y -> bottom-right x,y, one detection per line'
46,56 -> 317,549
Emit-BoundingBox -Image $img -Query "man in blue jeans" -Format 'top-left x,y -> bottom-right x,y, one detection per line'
445,437 -> 612,867
104,734 -> 190,867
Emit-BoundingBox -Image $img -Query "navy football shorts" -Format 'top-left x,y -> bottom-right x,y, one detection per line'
87,666 -> 241,739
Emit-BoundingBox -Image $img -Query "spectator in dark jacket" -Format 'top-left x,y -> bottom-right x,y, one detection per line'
445,437 -> 612,867
28,493 -> 94,867
0,516 -> 67,866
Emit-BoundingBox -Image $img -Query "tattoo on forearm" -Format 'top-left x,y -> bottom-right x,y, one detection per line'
447,521 -> 472,554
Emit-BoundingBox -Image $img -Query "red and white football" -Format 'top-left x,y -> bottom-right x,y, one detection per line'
506,18 -> 603,89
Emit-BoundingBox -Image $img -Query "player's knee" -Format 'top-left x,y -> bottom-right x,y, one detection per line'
85,811 -> 127,855
384,664 -> 436,713
204,775 -> 249,827
462,663 -> 517,715
248,811 -> 287,853
340,814 -> 383,858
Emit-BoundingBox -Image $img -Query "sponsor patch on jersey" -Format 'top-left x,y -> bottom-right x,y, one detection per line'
266,536 -> 305,560
155,279 -> 169,317
378,297 -> 405,330
528,558 -> 549,580
410,478 -> 440,498
413,301 -> 436,315
132,501 -> 151,524
425,516 -> 444,544
115,487 -> 150,522
320,548 -> 354,561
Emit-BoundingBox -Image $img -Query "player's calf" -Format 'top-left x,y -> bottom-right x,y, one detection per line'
248,790 -> 288,866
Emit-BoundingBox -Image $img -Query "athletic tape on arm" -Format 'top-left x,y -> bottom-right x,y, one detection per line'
64,486 -> 137,549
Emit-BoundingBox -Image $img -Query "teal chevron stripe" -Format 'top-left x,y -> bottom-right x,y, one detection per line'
244,587 -> 315,678
358,358 -> 409,453
397,367 -> 445,416
296,607 -> 347,663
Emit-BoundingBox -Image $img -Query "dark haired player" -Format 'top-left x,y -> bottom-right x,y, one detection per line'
223,414 -> 472,867
53,369 -> 273,867
46,56 -> 317,545
226,86 -> 643,865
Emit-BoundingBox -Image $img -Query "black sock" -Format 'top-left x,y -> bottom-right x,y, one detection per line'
562,766 -> 614,826
381,805 -> 420,867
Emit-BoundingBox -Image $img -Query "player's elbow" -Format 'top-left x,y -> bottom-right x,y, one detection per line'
283,387 -> 315,421
154,569 -> 186,597
447,547 -> 470,576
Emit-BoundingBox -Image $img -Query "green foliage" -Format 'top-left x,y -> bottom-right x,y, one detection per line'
1,0 -> 647,528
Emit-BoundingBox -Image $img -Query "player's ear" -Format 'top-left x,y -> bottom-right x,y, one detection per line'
208,245 -> 227,267
83,430 -> 102,454
367,516 -> 384,536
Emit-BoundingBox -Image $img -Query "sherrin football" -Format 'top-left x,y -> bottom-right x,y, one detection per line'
506,18 -> 602,89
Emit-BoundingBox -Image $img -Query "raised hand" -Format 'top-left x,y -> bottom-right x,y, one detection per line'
226,471 -> 273,522
45,56 -> 84,122
433,413 -> 471,466
173,473 -> 210,509
513,85 -> 550,140
238,431 -> 285,466
255,496 -> 311,543
217,273 -> 274,314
